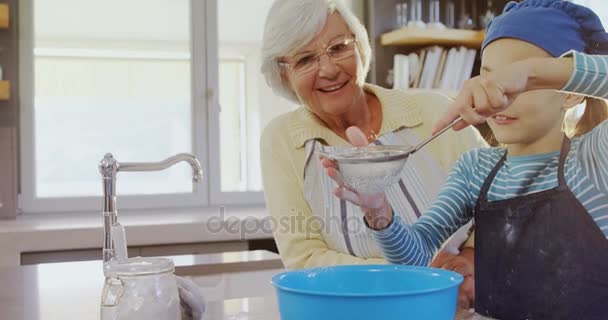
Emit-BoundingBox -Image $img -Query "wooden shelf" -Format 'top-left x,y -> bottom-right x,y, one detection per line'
0,81 -> 10,100
0,4 -> 8,29
381,28 -> 485,48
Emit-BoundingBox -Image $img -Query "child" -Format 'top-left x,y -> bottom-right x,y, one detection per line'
324,0 -> 608,318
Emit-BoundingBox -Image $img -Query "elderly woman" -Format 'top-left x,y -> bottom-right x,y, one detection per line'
259,0 -> 487,271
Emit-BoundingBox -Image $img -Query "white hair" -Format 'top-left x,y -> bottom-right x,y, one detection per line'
260,0 -> 371,103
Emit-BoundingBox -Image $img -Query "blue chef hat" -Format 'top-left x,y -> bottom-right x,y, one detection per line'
482,0 -> 608,57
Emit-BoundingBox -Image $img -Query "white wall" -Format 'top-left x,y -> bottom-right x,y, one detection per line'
574,0 -> 608,28
35,0 -> 189,43
36,0 -> 365,46
218,0 -> 364,43
347,0 -> 365,22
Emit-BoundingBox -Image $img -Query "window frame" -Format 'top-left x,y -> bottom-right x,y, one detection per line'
204,0 -> 265,205
18,0 -> 263,214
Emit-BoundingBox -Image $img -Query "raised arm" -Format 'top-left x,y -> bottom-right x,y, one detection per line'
368,151 -> 476,266
433,52 -> 608,134
323,139 -> 478,266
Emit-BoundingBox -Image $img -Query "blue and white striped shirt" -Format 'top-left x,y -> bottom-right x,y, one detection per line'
562,51 -> 608,98
372,52 -> 608,266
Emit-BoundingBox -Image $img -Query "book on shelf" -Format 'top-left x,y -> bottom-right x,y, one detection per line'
419,46 -> 443,90
412,50 -> 427,89
451,47 -> 469,90
392,54 -> 409,91
407,52 -> 419,88
438,47 -> 458,90
391,45 -> 478,92
433,49 -> 449,89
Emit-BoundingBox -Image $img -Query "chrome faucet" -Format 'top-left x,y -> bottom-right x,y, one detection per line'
98,153 -> 203,263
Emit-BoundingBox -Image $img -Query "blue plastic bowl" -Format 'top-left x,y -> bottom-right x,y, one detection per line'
271,264 -> 463,320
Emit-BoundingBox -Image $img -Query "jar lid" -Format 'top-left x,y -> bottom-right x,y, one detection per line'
104,257 -> 175,277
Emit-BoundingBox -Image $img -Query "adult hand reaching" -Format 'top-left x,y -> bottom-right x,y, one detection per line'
431,248 -> 475,310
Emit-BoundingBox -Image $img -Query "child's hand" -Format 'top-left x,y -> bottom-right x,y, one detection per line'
320,126 -> 393,230
433,60 -> 531,134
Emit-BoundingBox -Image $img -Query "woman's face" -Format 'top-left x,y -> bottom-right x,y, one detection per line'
282,12 -> 363,117
481,39 -> 568,146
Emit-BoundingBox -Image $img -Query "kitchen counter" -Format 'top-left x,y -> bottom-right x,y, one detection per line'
0,206 -> 273,266
0,250 -> 284,320
0,249 -> 494,320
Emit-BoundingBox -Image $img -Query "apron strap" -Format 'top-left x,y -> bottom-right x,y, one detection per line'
479,136 -> 571,201
557,137 -> 572,188
478,151 -> 508,203
303,139 -> 320,180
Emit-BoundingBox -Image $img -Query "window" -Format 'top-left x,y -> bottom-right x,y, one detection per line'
19,0 -> 297,213
210,0 -> 299,204
30,0 -> 193,199
20,1 -> 363,213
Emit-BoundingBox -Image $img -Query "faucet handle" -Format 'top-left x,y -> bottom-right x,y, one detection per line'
99,153 -> 119,178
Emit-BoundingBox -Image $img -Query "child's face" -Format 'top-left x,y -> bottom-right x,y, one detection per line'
481,39 -> 567,147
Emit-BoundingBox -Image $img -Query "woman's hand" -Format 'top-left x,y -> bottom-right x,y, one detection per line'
433,60 -> 532,134
431,248 -> 475,310
320,126 -> 393,230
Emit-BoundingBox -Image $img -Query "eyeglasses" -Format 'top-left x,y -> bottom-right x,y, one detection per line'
278,36 -> 358,76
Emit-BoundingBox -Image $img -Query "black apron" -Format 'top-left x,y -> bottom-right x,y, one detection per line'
474,137 -> 608,320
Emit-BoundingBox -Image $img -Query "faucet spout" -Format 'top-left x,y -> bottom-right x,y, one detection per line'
118,153 -> 203,182
99,153 -> 203,264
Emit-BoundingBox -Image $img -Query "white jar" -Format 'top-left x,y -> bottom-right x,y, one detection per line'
101,257 -> 180,320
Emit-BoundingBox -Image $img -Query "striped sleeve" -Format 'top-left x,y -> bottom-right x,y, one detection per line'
370,150 -> 477,265
561,51 -> 608,99
577,119 -> 608,233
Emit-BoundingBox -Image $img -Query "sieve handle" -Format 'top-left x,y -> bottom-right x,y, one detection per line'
410,116 -> 463,155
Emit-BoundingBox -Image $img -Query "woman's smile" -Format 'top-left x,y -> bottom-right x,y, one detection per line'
317,81 -> 348,94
